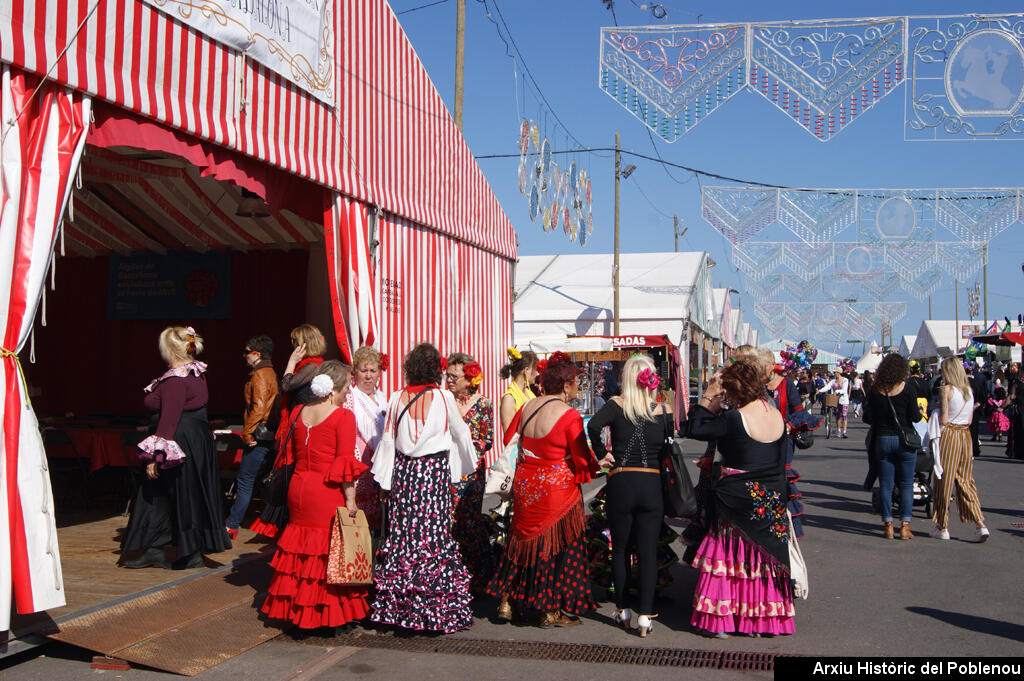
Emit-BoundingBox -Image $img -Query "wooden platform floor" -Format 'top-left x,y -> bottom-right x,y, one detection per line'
50,511 -> 275,621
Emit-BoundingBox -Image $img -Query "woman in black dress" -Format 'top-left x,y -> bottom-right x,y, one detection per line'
121,326 -> 231,569
1006,366 -> 1024,460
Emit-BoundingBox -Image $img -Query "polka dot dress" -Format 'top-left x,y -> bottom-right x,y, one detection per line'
371,452 -> 473,633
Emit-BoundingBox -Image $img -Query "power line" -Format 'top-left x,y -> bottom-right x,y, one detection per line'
646,127 -> 693,186
395,0 -> 450,15
476,147 -> 785,188
486,0 -> 591,151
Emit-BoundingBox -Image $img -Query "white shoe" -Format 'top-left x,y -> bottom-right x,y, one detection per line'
637,614 -> 656,638
614,608 -> 632,630
929,526 -> 950,540
972,527 -> 990,543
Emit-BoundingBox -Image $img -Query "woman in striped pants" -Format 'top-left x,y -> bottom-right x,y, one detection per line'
930,358 -> 990,543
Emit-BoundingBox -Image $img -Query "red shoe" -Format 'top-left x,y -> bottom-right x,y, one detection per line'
225,527 -> 239,540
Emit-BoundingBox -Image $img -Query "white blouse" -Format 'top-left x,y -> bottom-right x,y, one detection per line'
370,388 -> 476,490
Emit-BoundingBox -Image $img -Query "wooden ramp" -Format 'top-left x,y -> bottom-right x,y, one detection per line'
29,512 -> 287,675
50,554 -> 283,676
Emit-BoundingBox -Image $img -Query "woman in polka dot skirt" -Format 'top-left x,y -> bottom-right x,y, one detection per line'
488,351 -> 601,628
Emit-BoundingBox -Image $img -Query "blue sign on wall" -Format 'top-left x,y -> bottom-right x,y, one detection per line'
108,251 -> 231,320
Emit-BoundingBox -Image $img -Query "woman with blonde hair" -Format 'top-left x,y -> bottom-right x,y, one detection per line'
121,327 -> 231,570
343,345 -> 388,530
252,323 -> 327,537
731,345 -> 766,379
930,358 -> 989,542
262,361 -> 371,630
586,354 -> 672,637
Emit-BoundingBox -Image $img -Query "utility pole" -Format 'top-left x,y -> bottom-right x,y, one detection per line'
983,243 -> 988,325
928,295 -> 932,320
673,214 -> 678,252
954,278 -> 959,352
454,0 -> 465,130
613,132 -> 621,335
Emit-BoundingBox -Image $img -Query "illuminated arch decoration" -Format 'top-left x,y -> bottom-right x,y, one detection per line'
936,189 -> 1019,242
899,270 -> 942,299
599,25 -> 748,142
732,242 -> 783,279
780,242 -> 835,280
907,16 -> 1024,141
744,274 -> 785,301
777,189 -> 857,244
934,242 -> 988,281
749,19 -> 905,141
702,187 -> 777,244
857,190 -> 935,243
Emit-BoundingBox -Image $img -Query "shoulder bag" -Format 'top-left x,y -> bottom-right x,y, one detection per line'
658,404 -> 698,519
485,398 -> 561,497
886,394 -> 922,451
260,409 -> 303,507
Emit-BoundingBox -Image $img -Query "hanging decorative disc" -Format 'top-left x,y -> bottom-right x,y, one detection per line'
518,119 -> 530,156
563,207 -> 571,233
551,200 -> 560,231
585,176 -> 592,204
580,224 -> 588,246
529,185 -> 540,220
550,162 -> 561,196
530,120 -> 539,148
569,161 -> 578,195
541,207 -> 551,232
518,160 -> 528,195
540,138 -> 551,173
587,211 -> 594,235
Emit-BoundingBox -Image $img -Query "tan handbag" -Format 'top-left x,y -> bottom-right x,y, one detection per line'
326,509 -> 373,585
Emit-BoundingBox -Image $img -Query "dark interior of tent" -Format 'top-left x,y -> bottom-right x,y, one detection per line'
27,103 -> 338,513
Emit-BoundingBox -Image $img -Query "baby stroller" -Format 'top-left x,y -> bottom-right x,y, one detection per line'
871,447 -> 934,518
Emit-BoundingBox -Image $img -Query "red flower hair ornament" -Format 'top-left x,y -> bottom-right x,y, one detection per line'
463,361 -> 483,387
380,353 -> 389,372
536,359 -> 548,374
439,355 -> 448,372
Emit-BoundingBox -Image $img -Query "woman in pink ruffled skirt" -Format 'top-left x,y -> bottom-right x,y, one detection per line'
684,361 -> 796,638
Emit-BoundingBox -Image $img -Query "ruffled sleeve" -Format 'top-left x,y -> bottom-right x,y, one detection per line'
565,410 -> 599,485
326,409 -> 368,483
445,391 -> 478,483
138,378 -> 188,468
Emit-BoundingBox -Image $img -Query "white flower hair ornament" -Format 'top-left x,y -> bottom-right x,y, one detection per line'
311,374 -> 335,398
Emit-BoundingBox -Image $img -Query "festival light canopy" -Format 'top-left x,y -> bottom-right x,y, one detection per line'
599,14 -> 1024,142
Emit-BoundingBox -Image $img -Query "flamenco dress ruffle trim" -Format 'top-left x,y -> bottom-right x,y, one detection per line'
690,521 -> 795,636
261,523 -> 369,629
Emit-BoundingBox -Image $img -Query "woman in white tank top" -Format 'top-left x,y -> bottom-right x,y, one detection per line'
932,359 -> 988,542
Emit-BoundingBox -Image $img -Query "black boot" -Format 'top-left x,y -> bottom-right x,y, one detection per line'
172,551 -> 205,570
121,547 -> 169,569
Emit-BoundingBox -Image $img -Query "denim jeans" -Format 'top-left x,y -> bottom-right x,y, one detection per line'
225,445 -> 269,529
875,435 -> 915,523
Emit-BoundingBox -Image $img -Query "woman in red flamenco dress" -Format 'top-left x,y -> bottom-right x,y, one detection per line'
261,361 -> 370,630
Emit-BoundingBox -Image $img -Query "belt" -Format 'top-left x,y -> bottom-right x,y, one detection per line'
944,424 -> 970,431
607,467 -> 660,477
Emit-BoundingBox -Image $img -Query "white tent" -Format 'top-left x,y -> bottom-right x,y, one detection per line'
898,335 -> 917,358
513,252 -> 714,348
909,321 -> 967,360
749,329 -> 759,347
739,322 -> 751,347
727,308 -> 743,347
857,342 -> 884,372
711,288 -> 729,342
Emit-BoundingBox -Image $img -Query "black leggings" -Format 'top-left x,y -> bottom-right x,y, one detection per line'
606,471 -> 664,615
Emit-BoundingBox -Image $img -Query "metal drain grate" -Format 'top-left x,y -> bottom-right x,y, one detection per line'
331,632 -> 779,670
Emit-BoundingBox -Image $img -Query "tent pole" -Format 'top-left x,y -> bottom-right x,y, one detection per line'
613,132 -> 621,336
454,0 -> 465,130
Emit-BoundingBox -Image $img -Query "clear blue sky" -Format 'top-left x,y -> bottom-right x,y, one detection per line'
393,0 -> 1024,357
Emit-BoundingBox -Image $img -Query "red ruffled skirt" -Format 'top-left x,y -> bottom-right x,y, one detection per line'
261,523 -> 370,629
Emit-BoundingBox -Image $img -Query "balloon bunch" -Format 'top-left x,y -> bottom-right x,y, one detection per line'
778,340 -> 818,374
839,357 -> 857,374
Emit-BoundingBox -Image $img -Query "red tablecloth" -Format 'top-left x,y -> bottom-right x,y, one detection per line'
46,427 -> 242,471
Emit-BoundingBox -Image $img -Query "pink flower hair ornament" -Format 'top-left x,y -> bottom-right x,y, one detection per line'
637,367 -> 660,391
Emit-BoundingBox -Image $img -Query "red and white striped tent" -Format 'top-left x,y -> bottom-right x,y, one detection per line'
0,0 -> 516,630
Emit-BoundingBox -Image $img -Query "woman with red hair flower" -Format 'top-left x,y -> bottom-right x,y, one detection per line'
487,351 -> 600,628
445,352 -> 496,592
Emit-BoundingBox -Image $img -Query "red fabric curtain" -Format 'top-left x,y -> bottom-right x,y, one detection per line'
1,66 -> 90,629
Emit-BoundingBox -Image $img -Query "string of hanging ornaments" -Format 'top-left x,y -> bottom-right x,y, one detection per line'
517,119 -> 595,246
598,14 -> 1024,142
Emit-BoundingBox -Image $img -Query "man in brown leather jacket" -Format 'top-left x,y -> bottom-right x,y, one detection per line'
226,335 -> 278,538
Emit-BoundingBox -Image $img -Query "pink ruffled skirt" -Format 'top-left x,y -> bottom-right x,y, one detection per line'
690,521 -> 795,635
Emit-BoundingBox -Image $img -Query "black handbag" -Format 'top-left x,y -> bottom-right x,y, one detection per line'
886,395 -> 922,451
657,406 -> 697,518
260,411 -> 302,505
793,429 -> 814,450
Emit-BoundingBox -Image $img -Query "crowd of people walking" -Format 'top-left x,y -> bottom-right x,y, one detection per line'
118,322 -> 1007,642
